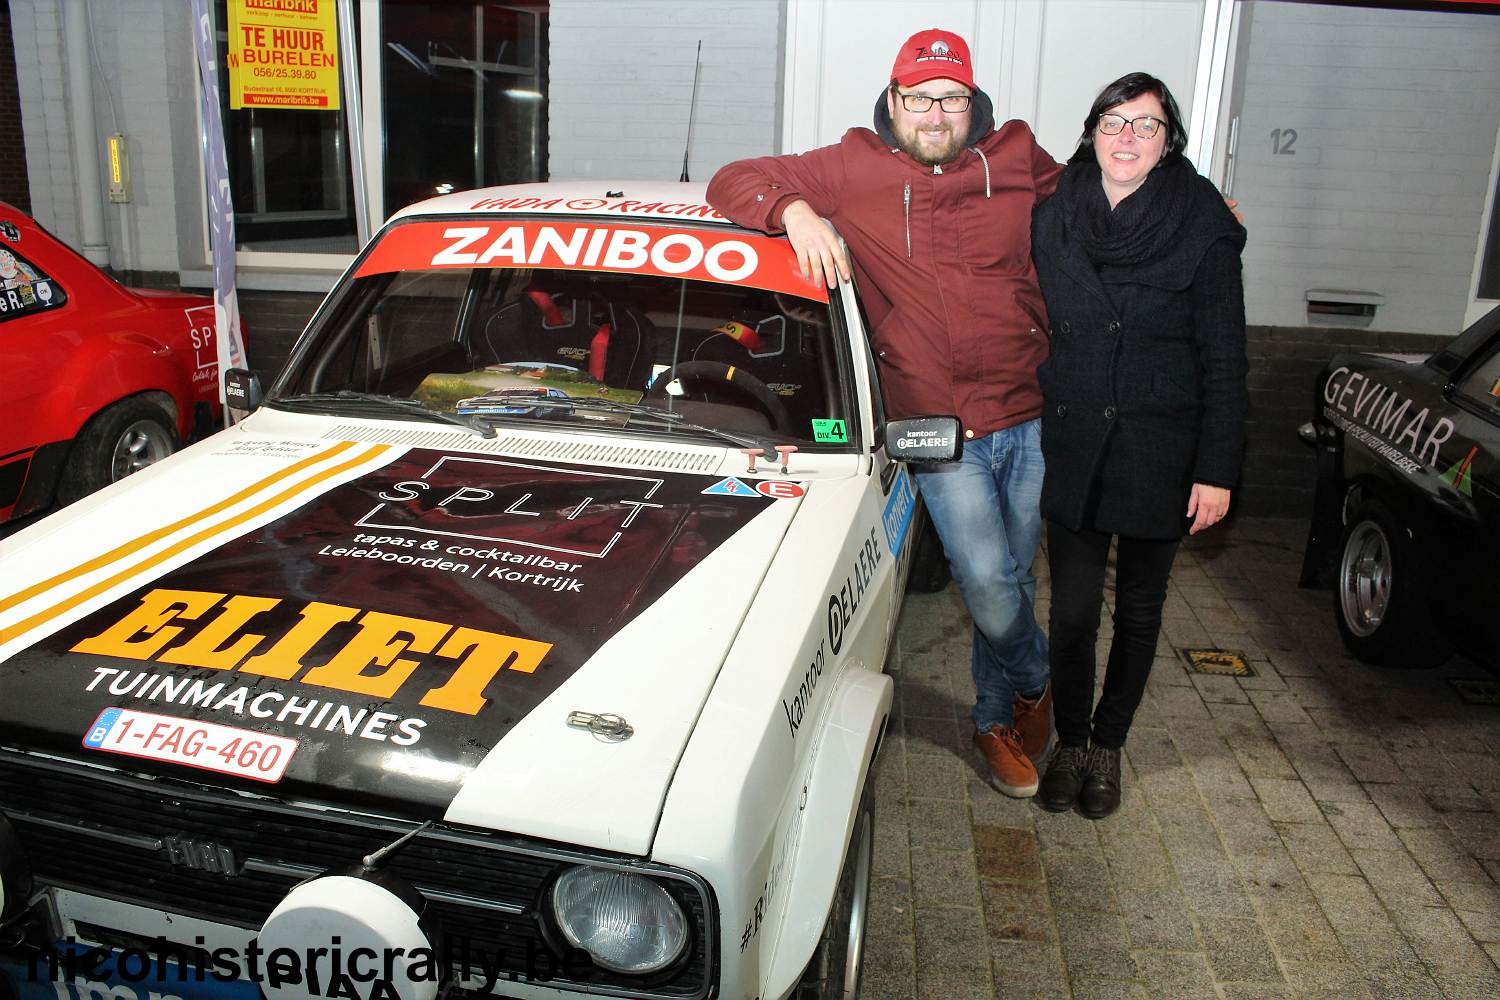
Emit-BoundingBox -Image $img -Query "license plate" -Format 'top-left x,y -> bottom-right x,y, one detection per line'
82,707 -> 297,783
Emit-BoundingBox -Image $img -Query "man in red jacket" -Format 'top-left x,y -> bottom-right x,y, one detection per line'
708,29 -> 1061,798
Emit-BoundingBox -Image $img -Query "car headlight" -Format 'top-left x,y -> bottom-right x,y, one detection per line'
549,866 -> 688,974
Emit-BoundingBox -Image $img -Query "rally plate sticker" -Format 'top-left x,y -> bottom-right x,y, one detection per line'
83,707 -> 298,783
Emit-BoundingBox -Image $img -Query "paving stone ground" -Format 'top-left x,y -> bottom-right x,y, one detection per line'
867,515 -> 1500,999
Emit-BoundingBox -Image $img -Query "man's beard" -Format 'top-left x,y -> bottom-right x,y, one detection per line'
895,121 -> 966,166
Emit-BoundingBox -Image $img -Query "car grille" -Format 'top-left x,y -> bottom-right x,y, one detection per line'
0,750 -> 713,998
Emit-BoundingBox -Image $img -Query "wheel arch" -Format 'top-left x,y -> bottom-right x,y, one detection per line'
1334,481 -> 1457,668
67,389 -> 180,453
52,391 -> 183,507
761,668 -> 890,1000
1339,473 -> 1446,546
51,330 -> 198,441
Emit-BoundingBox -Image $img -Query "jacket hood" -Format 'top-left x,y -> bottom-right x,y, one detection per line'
872,84 -> 997,157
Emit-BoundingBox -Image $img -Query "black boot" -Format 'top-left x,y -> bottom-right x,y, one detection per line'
1078,743 -> 1121,819
1037,744 -> 1088,812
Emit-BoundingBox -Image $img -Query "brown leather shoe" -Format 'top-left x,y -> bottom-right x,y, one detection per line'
1014,681 -> 1055,764
973,725 -> 1038,798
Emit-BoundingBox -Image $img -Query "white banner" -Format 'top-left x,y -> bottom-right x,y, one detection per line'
190,0 -> 248,410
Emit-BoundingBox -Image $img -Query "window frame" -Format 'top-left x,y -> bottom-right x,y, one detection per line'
192,0 -> 548,285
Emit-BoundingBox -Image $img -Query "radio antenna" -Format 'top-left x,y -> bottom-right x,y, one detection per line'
680,40 -> 702,182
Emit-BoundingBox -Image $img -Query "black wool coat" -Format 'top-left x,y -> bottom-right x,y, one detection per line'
1032,161 -> 1248,539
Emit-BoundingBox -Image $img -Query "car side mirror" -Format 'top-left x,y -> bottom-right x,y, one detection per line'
224,367 -> 263,416
886,415 -> 962,463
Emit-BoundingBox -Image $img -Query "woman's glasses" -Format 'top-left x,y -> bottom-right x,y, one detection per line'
1097,113 -> 1164,139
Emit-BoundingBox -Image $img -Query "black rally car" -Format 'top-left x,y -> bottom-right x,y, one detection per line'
1301,306 -> 1500,668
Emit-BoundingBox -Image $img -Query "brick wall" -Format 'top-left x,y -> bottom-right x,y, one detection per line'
548,1 -> 783,179
1239,323 -> 1445,519
0,0 -> 31,211
228,290 -> 325,388
1232,2 -> 1500,335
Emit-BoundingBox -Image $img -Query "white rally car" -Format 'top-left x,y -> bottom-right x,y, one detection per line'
0,183 -> 957,1000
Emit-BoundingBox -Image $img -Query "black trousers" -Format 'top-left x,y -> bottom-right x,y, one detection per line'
1046,520 -> 1180,750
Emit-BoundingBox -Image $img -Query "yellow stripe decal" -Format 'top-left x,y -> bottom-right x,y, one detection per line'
0,442 -> 390,647
1,440 -> 360,616
726,365 -> 736,381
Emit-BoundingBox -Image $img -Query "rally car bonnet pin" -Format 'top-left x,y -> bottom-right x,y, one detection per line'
567,710 -> 634,742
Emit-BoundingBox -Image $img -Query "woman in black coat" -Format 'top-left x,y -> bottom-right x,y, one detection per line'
1031,72 -> 1247,819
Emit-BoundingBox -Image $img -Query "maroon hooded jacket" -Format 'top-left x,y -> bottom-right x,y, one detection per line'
707,89 -> 1063,438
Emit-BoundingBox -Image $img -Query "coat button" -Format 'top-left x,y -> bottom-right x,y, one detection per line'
1104,406 -> 1116,419
1061,321 -> 1071,334
964,429 -> 975,439
1108,321 -> 1120,333
1056,404 -> 1068,417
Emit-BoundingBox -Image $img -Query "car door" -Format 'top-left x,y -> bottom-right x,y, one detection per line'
835,277 -> 921,648
0,240 -> 73,518
1440,327 -> 1500,654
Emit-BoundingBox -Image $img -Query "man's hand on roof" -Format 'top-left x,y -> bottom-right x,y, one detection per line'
781,199 -> 852,289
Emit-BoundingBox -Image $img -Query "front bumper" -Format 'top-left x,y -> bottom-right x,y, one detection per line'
0,749 -> 717,999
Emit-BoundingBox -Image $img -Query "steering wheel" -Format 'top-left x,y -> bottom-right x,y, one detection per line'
645,361 -> 793,432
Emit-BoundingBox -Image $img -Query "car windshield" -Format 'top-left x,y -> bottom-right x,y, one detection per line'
272,217 -> 856,451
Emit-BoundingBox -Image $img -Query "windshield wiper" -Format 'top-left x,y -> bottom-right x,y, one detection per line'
272,391 -> 496,439
495,396 -> 783,455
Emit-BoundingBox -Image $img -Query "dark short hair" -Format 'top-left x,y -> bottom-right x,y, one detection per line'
1068,72 -> 1188,165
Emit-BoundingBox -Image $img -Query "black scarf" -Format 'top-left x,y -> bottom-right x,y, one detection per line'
1064,156 -> 1200,268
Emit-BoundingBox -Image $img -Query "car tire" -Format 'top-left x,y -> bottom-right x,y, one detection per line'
56,398 -> 178,507
1334,497 -> 1453,668
905,505 -> 951,594
796,771 -> 874,1000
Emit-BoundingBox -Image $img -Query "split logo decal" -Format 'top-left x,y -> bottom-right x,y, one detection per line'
362,454 -> 666,560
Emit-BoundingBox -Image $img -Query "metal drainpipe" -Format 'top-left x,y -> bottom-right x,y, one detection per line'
63,0 -> 110,267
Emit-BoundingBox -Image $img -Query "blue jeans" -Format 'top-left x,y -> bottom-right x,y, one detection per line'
914,419 -> 1050,732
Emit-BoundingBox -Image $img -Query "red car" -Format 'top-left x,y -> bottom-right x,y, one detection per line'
0,204 -> 222,523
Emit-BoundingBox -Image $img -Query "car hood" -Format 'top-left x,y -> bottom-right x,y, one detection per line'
0,430 -> 806,854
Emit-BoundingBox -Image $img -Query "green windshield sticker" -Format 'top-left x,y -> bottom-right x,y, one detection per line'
812,419 -> 848,444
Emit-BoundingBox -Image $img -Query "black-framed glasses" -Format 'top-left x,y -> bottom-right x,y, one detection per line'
898,93 -> 972,114
1096,113 -> 1165,139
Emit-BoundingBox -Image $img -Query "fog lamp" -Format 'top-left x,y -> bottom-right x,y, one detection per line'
258,867 -> 435,1000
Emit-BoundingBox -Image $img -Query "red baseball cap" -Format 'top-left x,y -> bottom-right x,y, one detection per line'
890,29 -> 975,90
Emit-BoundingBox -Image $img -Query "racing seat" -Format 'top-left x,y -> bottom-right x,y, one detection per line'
476,289 -> 657,390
